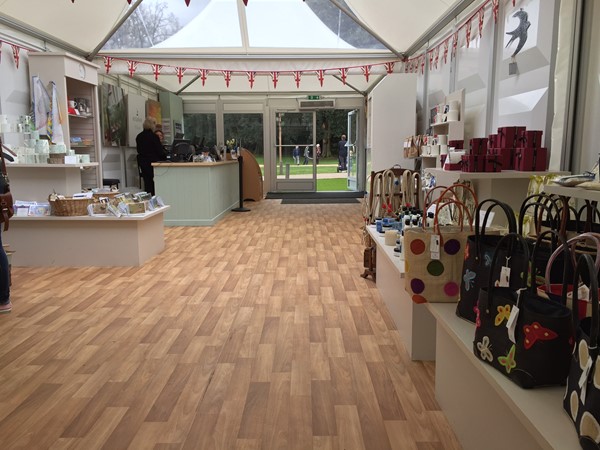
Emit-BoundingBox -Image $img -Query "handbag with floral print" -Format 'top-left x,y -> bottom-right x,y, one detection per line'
473,231 -> 574,389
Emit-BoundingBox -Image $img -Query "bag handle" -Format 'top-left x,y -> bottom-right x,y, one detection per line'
573,254 -> 600,350
482,233 -> 530,316
577,203 -> 600,233
518,193 -> 562,236
431,198 -> 474,245
545,233 -> 600,292
475,199 -> 517,237
528,229 -> 570,304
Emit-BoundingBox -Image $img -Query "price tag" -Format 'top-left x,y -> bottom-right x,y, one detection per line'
506,304 -> 520,344
579,284 -> 590,302
499,266 -> 511,287
430,234 -> 440,260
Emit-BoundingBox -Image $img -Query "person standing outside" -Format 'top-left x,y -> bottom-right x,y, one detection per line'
338,134 -> 348,171
303,145 -> 311,165
293,145 -> 300,165
136,117 -> 165,195
315,143 -> 321,164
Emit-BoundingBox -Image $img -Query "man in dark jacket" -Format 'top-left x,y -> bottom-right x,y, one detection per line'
338,134 -> 348,171
136,117 -> 165,195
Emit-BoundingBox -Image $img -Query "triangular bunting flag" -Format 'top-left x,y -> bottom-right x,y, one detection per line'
127,60 -> 138,77
465,19 -> 472,48
361,65 -> 371,82
429,51 -> 434,70
384,62 -> 395,74
492,0 -> 499,22
478,9 -> 484,38
452,32 -> 458,59
151,63 -> 162,81
223,70 -> 231,88
0,41 -> 2,64
316,69 -> 325,87
339,67 -> 348,85
293,71 -> 302,88
443,39 -> 449,64
434,46 -> 440,69
270,71 -> 279,89
176,67 -> 187,84
185,0 -> 191,5
247,71 -> 256,89
243,0 -> 248,5
199,69 -> 208,86
103,56 -> 113,74
420,55 -> 425,75
11,44 -> 20,69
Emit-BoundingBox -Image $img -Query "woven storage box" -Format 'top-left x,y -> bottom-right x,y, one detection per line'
92,191 -> 120,200
47,153 -> 66,164
49,196 -> 94,216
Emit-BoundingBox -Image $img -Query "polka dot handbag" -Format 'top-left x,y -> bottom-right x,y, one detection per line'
405,196 -> 473,304
564,254 -> 600,449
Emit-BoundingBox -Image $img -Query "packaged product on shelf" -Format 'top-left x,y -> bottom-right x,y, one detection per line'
515,147 -> 548,171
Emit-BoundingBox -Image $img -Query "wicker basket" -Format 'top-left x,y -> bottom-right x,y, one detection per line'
49,196 -> 94,216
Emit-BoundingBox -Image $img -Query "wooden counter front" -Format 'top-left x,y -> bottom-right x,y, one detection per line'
152,161 -> 239,226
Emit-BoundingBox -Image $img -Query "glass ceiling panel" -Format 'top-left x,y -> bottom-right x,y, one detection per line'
102,0 -> 384,51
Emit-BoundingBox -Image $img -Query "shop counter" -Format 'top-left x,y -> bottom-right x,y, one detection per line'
153,161 -> 239,226
4,206 -> 169,267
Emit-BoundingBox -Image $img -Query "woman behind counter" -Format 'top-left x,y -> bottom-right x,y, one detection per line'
136,117 -> 165,195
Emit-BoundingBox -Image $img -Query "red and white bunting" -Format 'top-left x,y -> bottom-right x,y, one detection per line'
242,0 -> 248,5
199,69 -> 208,86
420,55 -> 425,75
316,69 -> 325,87
11,44 -> 20,69
512,0 -> 516,6
185,0 -> 191,6
434,46 -> 440,69
339,67 -> 348,85
0,41 -> 2,64
127,60 -> 138,77
247,71 -> 256,88
293,71 -> 302,88
443,39 -> 449,64
452,31 -> 458,59
428,51 -> 434,70
270,71 -> 279,89
222,70 -> 231,88
361,65 -> 371,82
465,19 -> 472,48
175,67 -> 186,84
103,56 -> 113,74
384,62 -> 395,74
478,8 -> 484,38
492,0 -> 499,22
151,63 -> 162,81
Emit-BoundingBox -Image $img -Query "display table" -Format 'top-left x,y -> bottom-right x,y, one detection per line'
153,161 -> 239,226
7,163 -> 100,202
367,225 -> 436,361
5,206 -> 170,267
427,303 -> 579,450
543,183 -> 600,202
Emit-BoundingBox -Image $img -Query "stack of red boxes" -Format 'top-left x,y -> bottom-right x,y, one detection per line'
461,138 -> 487,172
515,130 -> 547,171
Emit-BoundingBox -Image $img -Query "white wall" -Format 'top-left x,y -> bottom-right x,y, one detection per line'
368,73 -> 417,172
0,47 -> 31,147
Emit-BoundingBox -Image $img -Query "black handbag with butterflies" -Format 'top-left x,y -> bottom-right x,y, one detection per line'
473,231 -> 574,388
0,138 -> 14,231
457,198 -> 522,323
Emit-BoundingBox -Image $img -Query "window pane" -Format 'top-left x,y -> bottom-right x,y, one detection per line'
183,113 -> 217,149
224,112 -> 264,156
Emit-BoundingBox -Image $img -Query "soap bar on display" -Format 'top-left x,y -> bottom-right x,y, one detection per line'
517,130 -> 543,149
488,148 -> 515,170
515,147 -> 548,171
497,126 -> 526,149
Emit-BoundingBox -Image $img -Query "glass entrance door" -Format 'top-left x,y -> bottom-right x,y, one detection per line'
347,109 -> 359,191
272,111 -> 316,192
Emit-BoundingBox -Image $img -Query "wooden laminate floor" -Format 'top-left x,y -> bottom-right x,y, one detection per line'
0,200 -> 461,450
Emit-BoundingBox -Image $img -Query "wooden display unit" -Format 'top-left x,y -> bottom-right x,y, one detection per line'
28,52 -> 103,190
239,148 -> 263,202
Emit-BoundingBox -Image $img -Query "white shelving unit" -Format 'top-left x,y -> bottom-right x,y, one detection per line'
28,52 -> 103,191
366,225 -> 436,361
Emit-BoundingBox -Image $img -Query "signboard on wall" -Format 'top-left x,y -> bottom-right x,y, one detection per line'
126,93 -> 145,147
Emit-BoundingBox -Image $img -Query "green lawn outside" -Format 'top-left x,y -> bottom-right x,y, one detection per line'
316,178 -> 349,191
